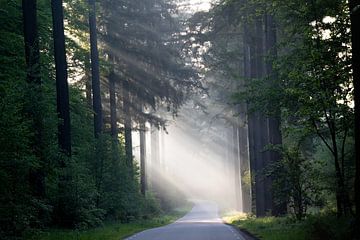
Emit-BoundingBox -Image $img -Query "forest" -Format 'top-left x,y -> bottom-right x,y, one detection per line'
0,0 -> 359,240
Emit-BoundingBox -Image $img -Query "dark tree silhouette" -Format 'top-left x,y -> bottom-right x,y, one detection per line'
264,13 -> 286,216
109,65 -> 117,138
51,0 -> 71,156
22,0 -> 46,201
22,0 -> 41,85
123,78 -> 133,167
349,0 -> 360,236
89,0 -> 103,138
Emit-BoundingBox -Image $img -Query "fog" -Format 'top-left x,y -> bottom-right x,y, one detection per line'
127,0 -> 244,213
133,99 -> 243,212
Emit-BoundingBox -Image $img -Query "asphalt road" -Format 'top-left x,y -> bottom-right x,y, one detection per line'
125,201 -> 248,240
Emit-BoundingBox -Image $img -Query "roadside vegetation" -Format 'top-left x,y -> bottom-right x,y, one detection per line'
27,205 -> 192,240
223,212 -> 353,240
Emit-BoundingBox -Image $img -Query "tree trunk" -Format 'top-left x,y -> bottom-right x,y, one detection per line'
160,128 -> 166,171
233,125 -> 242,211
89,0 -> 102,138
140,120 -> 147,195
51,0 -> 71,156
238,107 -> 252,213
123,79 -> 133,167
349,1 -> 360,238
22,0 -> 41,86
51,0 -> 72,227
151,124 -> 160,191
109,65 -> 117,139
22,0 -> 46,211
264,13 -> 287,216
85,55 -> 92,108
244,22 -> 256,214
241,24 -> 253,213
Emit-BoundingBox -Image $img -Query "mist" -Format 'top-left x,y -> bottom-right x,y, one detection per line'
132,98 -> 244,212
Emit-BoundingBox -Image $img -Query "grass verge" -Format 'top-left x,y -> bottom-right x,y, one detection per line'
28,205 -> 192,240
223,212 -> 353,240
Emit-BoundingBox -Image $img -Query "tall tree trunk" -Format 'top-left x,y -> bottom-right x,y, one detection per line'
160,128 -> 166,171
85,55 -> 92,108
238,109 -> 252,213
109,65 -> 117,139
349,1 -> 360,237
245,15 -> 273,217
51,0 -> 72,227
249,17 -> 267,217
233,125 -> 242,211
23,0 -> 41,86
151,124 -> 160,191
22,0 -> 46,212
51,0 -> 71,156
244,22 -> 257,214
241,26 -> 253,213
140,120 -> 147,195
123,79 -> 133,167
256,16 -> 273,217
264,13 -> 287,216
89,0 -> 102,138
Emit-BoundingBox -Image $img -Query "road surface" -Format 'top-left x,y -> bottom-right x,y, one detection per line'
125,201 -> 249,240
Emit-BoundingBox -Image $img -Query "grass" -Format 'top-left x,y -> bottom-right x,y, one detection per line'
28,206 -> 192,240
223,212 -> 353,240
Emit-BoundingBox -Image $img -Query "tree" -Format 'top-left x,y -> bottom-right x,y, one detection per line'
51,0 -> 71,156
109,61 -> 117,138
123,78 -> 133,167
140,120 -> 147,195
349,0 -> 360,236
22,0 -> 46,199
88,0 -> 103,138
264,12 -> 286,216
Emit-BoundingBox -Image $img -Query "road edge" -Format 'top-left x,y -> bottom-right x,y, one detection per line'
224,223 -> 260,240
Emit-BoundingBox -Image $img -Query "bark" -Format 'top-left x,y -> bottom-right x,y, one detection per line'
243,21 -> 257,214
140,121 -> 147,195
109,67 -> 117,138
252,17 -> 268,217
89,0 -> 103,138
151,125 -> 160,191
123,79 -> 133,167
85,55 -> 92,107
264,13 -> 287,216
51,0 -> 72,226
254,112 -> 266,217
244,15 -> 274,217
244,21 -> 256,214
238,109 -> 252,213
233,125 -> 242,211
160,128 -> 166,171
349,1 -> 360,237
51,0 -> 71,156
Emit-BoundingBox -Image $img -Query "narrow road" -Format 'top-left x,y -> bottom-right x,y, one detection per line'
125,201 -> 249,240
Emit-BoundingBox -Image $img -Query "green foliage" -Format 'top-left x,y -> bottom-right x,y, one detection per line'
229,215 -> 306,240
0,1 -> 165,239
226,212 -> 353,240
269,145 -> 322,220
28,206 -> 190,240
214,0 -> 355,217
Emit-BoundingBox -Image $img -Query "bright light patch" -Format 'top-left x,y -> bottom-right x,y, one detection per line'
178,0 -> 214,14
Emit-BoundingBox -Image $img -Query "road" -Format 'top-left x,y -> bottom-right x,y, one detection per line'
125,201 -> 249,240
